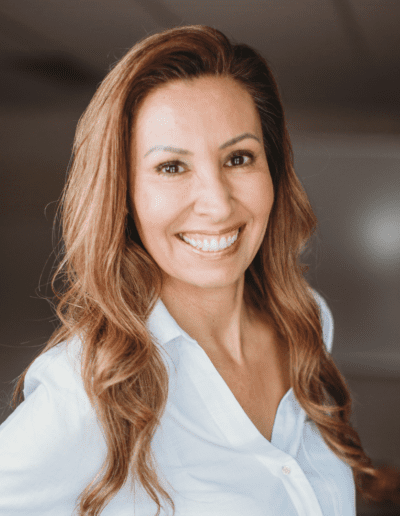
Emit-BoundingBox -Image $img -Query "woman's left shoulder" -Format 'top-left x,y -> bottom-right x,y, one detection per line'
308,288 -> 334,353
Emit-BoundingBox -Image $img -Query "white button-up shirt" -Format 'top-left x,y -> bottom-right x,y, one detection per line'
0,289 -> 356,515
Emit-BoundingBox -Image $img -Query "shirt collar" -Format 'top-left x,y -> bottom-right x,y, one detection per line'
146,296 -> 198,348
146,288 -> 327,351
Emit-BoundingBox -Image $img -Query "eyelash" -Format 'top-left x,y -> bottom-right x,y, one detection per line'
155,150 -> 255,177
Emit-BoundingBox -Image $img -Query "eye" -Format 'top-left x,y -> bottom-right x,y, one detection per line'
155,150 -> 255,177
155,161 -> 186,176
225,151 -> 255,167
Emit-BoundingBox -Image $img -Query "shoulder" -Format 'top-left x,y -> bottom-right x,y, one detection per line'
308,288 -> 334,354
0,334 -> 107,514
16,332 -> 103,441
22,333 -> 88,399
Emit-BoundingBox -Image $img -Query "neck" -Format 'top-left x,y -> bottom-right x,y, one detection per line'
160,276 -> 259,366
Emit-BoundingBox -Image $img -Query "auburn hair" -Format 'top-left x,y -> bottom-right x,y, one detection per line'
11,24 -> 400,516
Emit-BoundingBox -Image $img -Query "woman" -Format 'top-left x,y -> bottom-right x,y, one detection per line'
0,24 -> 397,516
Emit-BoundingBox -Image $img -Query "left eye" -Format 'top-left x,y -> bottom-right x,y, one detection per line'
226,152 -> 253,167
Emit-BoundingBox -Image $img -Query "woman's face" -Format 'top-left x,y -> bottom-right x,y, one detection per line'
129,75 -> 274,294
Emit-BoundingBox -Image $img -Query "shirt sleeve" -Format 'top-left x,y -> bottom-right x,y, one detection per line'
0,339 -> 108,516
309,288 -> 334,354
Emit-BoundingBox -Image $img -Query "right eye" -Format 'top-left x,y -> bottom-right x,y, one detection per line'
155,161 -> 185,177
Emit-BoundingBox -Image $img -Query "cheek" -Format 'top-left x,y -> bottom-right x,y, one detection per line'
243,174 -> 274,216
133,183 -> 177,230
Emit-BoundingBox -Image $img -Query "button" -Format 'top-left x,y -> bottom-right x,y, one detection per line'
282,465 -> 291,475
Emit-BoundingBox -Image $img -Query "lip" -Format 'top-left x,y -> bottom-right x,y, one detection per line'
176,223 -> 243,238
176,224 -> 245,257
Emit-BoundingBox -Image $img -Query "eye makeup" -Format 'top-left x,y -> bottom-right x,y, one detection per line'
155,150 -> 256,177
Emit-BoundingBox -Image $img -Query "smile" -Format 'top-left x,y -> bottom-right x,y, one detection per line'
176,225 -> 245,255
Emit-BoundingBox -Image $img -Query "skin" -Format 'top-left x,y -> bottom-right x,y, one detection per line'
129,75 -> 275,369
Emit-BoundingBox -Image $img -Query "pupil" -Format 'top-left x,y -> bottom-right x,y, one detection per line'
167,165 -> 176,173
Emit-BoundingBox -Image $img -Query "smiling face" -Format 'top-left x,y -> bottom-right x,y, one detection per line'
129,75 -> 274,299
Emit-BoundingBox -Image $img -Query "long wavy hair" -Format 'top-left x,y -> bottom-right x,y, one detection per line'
11,24 -> 400,516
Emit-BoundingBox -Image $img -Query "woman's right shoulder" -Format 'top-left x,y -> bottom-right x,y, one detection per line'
22,333 -> 86,399
0,334 -> 107,515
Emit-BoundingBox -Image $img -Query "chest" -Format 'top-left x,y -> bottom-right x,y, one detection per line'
206,334 -> 291,442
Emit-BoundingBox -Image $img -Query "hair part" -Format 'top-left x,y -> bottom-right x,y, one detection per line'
11,24 -> 400,515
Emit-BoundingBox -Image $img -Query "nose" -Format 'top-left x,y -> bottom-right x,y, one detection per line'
192,168 -> 235,221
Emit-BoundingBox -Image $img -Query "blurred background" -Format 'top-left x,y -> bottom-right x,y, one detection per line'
0,1 -> 399,514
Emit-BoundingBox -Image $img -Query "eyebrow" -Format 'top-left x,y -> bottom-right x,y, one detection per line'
143,132 -> 261,158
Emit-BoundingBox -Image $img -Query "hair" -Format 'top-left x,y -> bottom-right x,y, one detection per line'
10,24 -> 400,516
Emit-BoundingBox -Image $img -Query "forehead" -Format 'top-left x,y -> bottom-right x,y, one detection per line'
132,76 -> 262,146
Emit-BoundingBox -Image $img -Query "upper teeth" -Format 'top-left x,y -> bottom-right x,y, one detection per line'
179,229 -> 240,251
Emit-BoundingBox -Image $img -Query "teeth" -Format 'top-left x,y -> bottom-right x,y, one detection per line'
179,229 -> 239,252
